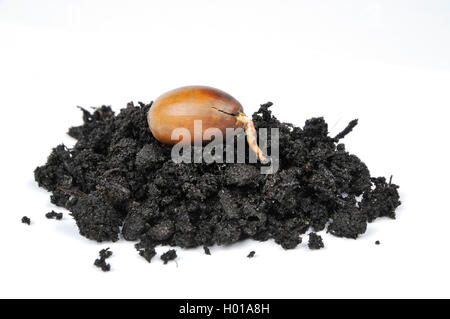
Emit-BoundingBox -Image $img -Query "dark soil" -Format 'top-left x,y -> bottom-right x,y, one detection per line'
135,239 -> 157,263
22,216 -> 31,225
247,251 -> 256,258
34,101 -> 401,263
161,249 -> 177,264
203,246 -> 211,255
94,248 -> 112,271
46,211 -> 63,220
308,232 -> 324,250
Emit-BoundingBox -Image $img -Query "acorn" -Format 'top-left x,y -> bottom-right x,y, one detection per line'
148,86 -> 267,162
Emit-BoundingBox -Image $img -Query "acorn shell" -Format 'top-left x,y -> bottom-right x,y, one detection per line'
148,86 -> 244,144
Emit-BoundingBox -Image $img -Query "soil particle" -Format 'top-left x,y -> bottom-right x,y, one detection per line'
94,247 -> 112,272
375,240 -> 380,245
22,216 -> 31,225
327,198 -> 367,239
138,247 -> 157,263
34,101 -> 401,262
135,236 -> 157,263
203,246 -> 211,255
361,176 -> 401,222
161,249 -> 177,264
46,211 -> 63,220
247,251 -> 256,258
308,233 -> 324,250
70,190 -> 122,242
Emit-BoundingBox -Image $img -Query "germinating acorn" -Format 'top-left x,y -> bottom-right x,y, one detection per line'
148,85 -> 267,162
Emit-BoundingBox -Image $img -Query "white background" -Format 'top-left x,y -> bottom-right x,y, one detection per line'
0,0 -> 449,299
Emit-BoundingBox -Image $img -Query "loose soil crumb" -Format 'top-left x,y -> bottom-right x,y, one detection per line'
94,247 -> 112,272
22,216 -> 31,225
375,240 -> 380,245
308,233 -> 324,250
203,246 -> 211,255
161,249 -> 177,264
135,239 -> 157,263
247,251 -> 256,258
34,101 -> 401,264
46,211 -> 63,220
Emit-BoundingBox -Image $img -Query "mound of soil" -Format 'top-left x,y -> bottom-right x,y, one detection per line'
34,101 -> 401,260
